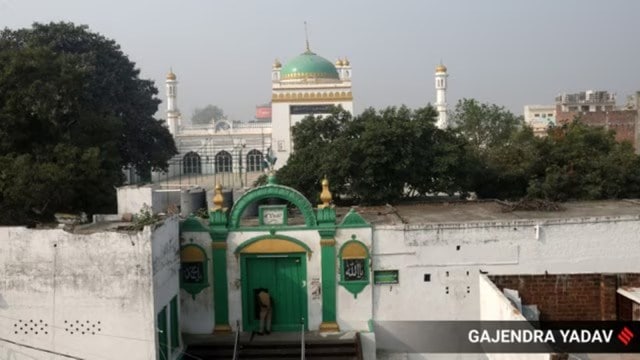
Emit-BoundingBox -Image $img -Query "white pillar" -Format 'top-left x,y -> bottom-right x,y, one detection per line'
435,64 -> 448,129
166,70 -> 179,136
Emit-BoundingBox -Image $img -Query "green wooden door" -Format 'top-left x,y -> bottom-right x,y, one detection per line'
242,254 -> 307,332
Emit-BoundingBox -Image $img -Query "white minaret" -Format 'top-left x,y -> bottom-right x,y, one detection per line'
166,69 -> 179,136
435,63 -> 448,129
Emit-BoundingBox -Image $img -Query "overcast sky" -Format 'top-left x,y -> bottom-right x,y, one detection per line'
1,0 -> 639,122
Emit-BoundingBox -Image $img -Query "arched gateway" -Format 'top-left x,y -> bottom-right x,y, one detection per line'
178,175 -> 372,334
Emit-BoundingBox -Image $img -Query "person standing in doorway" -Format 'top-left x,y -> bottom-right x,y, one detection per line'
257,288 -> 272,335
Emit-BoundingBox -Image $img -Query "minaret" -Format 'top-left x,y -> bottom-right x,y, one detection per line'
272,59 -> 281,82
435,63 -> 448,129
166,69 -> 179,136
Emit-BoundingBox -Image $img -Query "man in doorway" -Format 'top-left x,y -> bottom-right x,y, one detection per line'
257,288 -> 272,335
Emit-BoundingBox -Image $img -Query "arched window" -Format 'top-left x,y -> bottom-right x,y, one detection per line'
183,152 -> 201,174
215,151 -> 232,173
246,150 -> 264,172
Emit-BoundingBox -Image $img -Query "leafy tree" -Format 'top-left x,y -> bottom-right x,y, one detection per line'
277,105 -> 471,204
527,121 -> 640,200
451,98 -> 524,150
276,107 -> 352,202
192,105 -> 226,125
0,22 -> 177,224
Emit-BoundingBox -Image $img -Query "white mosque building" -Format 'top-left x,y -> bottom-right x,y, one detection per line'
160,45 -> 449,186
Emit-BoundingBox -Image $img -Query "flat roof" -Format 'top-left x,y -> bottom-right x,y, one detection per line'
338,199 -> 640,226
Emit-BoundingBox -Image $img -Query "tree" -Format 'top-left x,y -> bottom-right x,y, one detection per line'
276,107 -> 352,202
527,121 -> 640,201
451,98 -> 524,150
192,105 -> 226,125
277,105 -> 471,204
0,22 -> 177,224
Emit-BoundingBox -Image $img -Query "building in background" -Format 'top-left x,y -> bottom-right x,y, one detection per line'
254,103 -> 272,122
523,105 -> 556,137
270,45 -> 354,169
555,90 -> 640,152
151,43 -> 451,187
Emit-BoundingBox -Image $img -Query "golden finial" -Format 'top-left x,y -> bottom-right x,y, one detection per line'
319,177 -> 332,208
273,58 -> 281,68
166,67 -> 176,80
335,58 -> 344,66
343,58 -> 350,66
213,183 -> 224,210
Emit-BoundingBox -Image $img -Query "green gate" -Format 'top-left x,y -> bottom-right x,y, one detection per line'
241,253 -> 308,332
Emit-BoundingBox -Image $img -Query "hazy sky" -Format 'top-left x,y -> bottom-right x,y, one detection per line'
1,0 -> 639,122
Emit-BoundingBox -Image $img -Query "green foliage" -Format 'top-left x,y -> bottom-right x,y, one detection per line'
192,105 -> 225,125
277,101 -> 640,205
0,22 -> 177,224
527,122 -> 640,201
133,204 -> 161,230
452,98 -> 524,150
277,105 -> 470,204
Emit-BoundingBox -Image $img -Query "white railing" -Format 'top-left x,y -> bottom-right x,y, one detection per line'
300,318 -> 305,360
232,320 -> 240,360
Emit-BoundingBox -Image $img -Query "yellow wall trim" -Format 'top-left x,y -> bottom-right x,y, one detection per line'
181,246 -> 206,262
341,242 -> 367,259
272,91 -> 353,103
240,238 -> 308,254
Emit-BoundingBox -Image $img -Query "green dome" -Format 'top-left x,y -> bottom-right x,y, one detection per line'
280,50 -> 339,80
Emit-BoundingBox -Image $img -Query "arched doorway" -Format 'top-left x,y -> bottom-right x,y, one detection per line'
236,235 -> 310,332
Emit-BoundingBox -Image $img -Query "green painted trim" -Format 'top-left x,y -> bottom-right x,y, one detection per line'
338,280 -> 368,298
338,238 -> 371,298
339,208 -> 370,228
179,244 -> 210,299
259,205 -> 288,226
233,225 -> 320,232
240,253 -> 308,332
320,243 -> 337,323
157,306 -> 168,360
234,234 -> 313,255
180,216 -> 209,233
212,246 -> 230,328
208,209 -> 229,241
316,207 -> 336,225
229,184 -> 317,229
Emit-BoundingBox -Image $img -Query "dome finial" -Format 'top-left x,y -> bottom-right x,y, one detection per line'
212,183 -> 224,210
166,67 -> 176,81
304,21 -> 311,52
319,176 -> 332,208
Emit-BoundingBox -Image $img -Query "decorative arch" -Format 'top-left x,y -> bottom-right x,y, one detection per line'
235,234 -> 312,258
214,120 -> 232,132
183,151 -> 202,174
338,236 -> 370,298
215,150 -> 232,173
180,243 -> 210,299
246,149 -> 263,172
229,184 -> 317,229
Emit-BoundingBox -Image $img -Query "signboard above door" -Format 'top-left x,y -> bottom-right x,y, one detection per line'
259,205 -> 288,226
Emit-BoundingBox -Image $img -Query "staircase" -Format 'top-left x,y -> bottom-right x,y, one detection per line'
185,332 -> 362,360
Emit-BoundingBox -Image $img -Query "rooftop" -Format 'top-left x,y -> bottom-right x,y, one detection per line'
344,199 -> 640,226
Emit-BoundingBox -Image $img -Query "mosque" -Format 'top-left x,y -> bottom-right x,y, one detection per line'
161,44 -> 449,183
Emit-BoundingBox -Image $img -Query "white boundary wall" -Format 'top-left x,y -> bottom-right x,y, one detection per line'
0,217 -> 180,360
